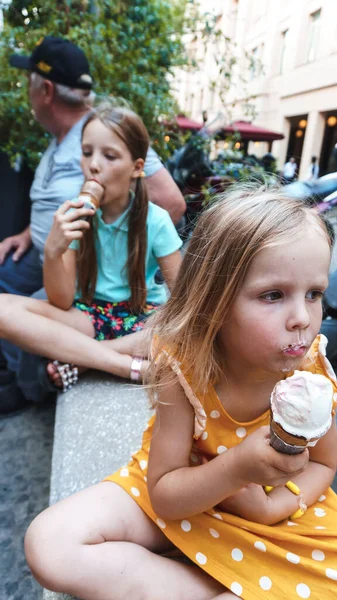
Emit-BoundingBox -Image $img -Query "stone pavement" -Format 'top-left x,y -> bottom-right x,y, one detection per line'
0,400 -> 55,600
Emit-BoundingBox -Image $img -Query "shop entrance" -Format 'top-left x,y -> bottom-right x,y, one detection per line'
285,115 -> 308,174
320,112 -> 337,176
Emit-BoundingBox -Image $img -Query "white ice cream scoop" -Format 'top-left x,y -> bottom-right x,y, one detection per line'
270,370 -> 333,442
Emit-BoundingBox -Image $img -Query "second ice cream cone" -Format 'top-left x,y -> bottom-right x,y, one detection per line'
78,180 -> 104,211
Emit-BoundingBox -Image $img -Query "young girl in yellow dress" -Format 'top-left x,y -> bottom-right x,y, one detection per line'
25,185 -> 337,599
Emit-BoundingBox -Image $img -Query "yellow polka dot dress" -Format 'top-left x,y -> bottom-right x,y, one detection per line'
105,336 -> 337,599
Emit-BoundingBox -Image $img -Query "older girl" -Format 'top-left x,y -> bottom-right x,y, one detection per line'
0,104 -> 182,387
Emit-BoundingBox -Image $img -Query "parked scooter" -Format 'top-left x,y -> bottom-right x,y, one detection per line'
284,173 -> 337,206
166,133 -> 277,239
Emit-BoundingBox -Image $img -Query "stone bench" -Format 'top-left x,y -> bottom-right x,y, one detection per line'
43,372 -> 152,600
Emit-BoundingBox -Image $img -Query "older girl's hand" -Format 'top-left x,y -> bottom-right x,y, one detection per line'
44,199 -> 95,260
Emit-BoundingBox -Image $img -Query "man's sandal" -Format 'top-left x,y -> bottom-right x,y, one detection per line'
130,356 -> 144,383
52,360 -> 79,392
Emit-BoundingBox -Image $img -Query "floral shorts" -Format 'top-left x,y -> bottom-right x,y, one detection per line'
73,299 -> 160,341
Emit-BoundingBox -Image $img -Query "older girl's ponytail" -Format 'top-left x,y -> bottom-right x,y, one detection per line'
77,218 -> 97,304
127,177 -> 148,312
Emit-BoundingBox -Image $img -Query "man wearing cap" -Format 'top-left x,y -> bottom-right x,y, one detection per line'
0,36 -> 185,413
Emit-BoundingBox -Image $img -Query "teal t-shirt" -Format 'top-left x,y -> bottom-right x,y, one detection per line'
69,201 -> 182,304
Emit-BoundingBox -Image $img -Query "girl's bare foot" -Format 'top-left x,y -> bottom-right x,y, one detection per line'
46,361 -> 86,389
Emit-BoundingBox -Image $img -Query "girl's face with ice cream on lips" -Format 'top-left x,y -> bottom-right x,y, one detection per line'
217,219 -> 331,379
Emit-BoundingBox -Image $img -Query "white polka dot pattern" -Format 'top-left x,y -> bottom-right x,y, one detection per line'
259,576 -> 272,591
254,541 -> 266,552
131,487 -> 140,497
139,459 -> 147,470
326,568 -> 337,580
231,548 -> 243,562
120,467 -> 129,477
314,507 -> 326,517
196,552 -> 207,565
236,427 -> 247,438
156,518 -> 166,529
209,528 -> 220,538
181,520 -> 191,532
286,552 -> 300,564
296,583 -> 311,598
312,549 -> 325,561
230,582 -> 243,596
201,431 -> 208,440
210,410 -> 220,418
217,445 -> 227,454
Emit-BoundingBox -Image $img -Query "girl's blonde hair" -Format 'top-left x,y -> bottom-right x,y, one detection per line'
148,183 -> 334,402
77,103 -> 150,311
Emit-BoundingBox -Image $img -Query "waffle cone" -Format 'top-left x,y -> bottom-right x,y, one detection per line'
78,191 -> 101,210
79,181 -> 104,210
270,419 -> 308,455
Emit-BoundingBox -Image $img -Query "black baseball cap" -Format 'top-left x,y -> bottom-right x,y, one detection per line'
9,35 -> 93,90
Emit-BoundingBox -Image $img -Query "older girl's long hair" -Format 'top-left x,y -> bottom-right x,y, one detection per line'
77,104 -> 150,312
148,184 -> 334,402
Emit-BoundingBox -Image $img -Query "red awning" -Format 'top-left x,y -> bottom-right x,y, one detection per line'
176,115 -> 203,130
219,120 -> 284,142
164,114 -> 204,131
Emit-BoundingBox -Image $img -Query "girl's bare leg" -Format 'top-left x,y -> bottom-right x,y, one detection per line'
25,482 -> 226,600
0,295 -> 134,379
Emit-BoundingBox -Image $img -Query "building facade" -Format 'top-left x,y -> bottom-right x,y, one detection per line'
175,0 -> 337,179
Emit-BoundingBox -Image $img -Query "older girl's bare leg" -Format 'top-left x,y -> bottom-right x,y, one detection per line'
25,482 -> 225,600
0,295 -> 132,378
47,328 -> 150,387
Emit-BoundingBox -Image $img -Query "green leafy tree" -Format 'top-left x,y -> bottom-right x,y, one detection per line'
0,1 -> 263,171
0,0 -> 190,169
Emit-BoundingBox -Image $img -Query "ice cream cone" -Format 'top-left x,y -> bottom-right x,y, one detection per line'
269,371 -> 333,455
78,180 -> 104,211
270,419 -> 309,454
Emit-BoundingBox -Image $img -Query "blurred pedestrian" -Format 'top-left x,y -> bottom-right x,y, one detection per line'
306,156 -> 319,181
282,156 -> 297,184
